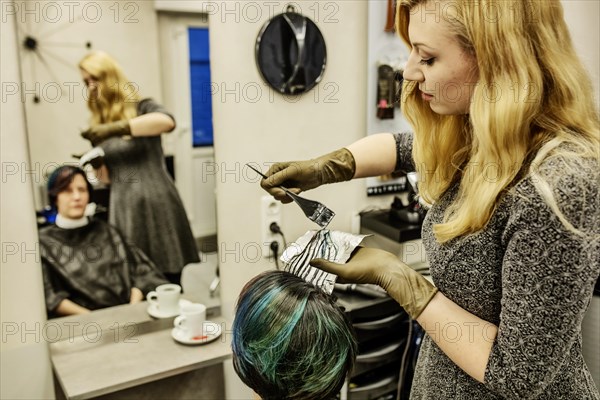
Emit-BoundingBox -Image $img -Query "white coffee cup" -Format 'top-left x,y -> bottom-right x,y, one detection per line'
146,284 -> 181,315
174,303 -> 207,338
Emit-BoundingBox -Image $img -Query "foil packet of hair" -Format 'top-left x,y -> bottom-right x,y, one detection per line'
280,230 -> 369,294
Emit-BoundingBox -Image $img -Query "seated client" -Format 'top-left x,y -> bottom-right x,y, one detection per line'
232,270 -> 357,400
39,165 -> 168,317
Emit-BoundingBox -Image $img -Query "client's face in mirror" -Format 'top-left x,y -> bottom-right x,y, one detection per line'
56,174 -> 89,219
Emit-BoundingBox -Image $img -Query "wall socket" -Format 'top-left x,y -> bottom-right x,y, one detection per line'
261,195 -> 284,258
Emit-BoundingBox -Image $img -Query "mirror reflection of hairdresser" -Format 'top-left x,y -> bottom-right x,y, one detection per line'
39,166 -> 169,317
78,51 -> 199,285
261,0 -> 600,398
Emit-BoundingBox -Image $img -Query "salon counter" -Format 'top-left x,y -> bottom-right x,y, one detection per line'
350,210 -> 428,399
359,209 -> 422,243
360,210 -> 428,271
49,299 -> 231,399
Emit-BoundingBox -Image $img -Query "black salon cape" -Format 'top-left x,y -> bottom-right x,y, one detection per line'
39,217 -> 168,316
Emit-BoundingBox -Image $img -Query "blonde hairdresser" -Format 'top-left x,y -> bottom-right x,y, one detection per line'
262,0 -> 599,398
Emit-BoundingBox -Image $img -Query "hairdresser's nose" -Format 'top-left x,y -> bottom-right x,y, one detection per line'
403,51 -> 424,83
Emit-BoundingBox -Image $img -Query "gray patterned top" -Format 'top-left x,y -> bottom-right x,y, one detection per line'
393,132 -> 600,399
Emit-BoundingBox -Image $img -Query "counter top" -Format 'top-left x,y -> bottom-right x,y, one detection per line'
49,300 -> 231,399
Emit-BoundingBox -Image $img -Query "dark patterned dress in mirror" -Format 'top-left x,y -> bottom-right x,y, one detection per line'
99,99 -> 200,276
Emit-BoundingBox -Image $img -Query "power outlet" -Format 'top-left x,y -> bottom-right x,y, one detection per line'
261,196 -> 284,258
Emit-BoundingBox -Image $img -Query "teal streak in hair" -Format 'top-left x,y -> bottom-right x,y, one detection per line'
285,298 -> 354,397
253,291 -> 309,381
233,280 -> 309,382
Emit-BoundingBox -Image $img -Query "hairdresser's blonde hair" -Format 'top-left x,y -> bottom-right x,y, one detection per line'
397,0 -> 599,243
79,51 -> 140,126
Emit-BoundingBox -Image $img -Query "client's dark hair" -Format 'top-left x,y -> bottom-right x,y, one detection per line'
232,270 -> 357,400
47,165 -> 93,207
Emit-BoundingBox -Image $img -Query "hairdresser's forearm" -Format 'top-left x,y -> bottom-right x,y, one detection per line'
129,113 -> 175,136
416,292 -> 497,383
346,133 -> 397,178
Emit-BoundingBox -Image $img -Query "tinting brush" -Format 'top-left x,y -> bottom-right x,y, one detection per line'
246,164 -> 335,228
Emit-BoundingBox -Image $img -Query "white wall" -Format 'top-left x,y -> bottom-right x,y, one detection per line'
1,6 -> 54,399
206,1 -> 370,397
561,0 -> 600,109
209,0 -> 369,315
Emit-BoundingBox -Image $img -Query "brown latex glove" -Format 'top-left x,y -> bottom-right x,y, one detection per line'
260,148 -> 356,203
310,247 -> 438,320
81,120 -> 131,146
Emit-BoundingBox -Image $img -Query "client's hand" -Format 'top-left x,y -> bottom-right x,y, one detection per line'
81,120 -> 131,146
129,287 -> 144,304
311,247 -> 438,319
261,148 -> 356,203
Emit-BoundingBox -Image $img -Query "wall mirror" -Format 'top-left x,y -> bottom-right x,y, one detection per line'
14,1 -> 219,317
255,5 -> 327,95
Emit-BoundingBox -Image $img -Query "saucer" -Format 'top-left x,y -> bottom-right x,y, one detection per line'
147,299 -> 192,319
171,321 -> 222,345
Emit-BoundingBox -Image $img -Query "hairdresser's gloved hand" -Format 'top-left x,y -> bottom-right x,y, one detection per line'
311,247 -> 438,320
261,148 -> 356,203
81,120 -> 131,146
